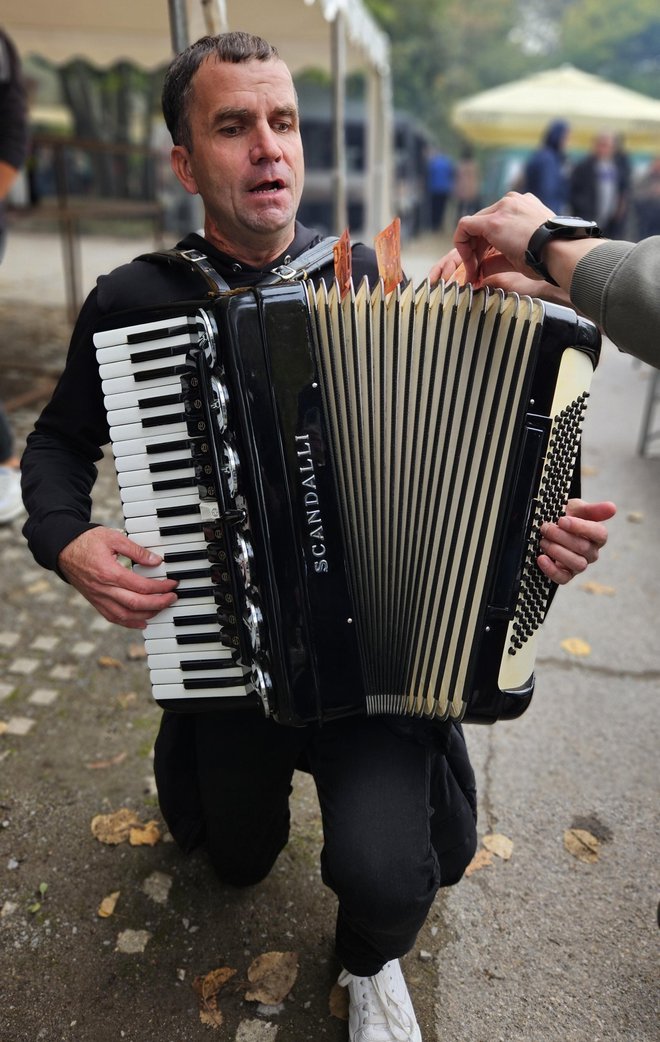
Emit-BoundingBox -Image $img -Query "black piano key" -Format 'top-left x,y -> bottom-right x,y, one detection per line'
159,521 -> 206,536
150,456 -> 196,473
134,362 -> 191,382
126,322 -> 192,344
183,674 -> 250,690
142,411 -> 187,428
180,657 -> 239,671
138,392 -> 183,409
130,344 -> 191,363
163,548 -> 210,563
146,438 -> 192,456
156,503 -> 200,519
175,585 -> 216,600
175,633 -> 223,645
152,476 -> 199,492
174,613 -> 219,627
165,567 -> 211,580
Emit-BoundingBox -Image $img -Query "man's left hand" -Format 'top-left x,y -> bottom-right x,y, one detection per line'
537,498 -> 616,585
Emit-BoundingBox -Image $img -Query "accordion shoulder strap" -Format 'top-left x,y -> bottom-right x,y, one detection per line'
135,236 -> 340,295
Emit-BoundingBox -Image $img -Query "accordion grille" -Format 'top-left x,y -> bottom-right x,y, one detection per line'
306,279 -> 544,720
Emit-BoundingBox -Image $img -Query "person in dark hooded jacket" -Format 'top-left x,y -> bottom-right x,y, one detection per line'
522,119 -> 570,213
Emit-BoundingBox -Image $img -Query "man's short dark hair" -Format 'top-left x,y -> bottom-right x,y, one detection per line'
162,31 -> 281,151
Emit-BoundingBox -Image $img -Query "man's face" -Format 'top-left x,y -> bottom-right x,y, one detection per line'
171,56 -> 305,263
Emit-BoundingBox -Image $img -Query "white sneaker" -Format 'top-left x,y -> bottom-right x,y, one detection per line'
338,959 -> 422,1042
0,466 -> 23,524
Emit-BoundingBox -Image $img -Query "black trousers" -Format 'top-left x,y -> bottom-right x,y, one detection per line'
155,709 -> 477,977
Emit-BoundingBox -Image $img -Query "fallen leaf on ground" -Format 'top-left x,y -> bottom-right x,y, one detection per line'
127,643 -> 147,660
482,833 -> 513,860
560,637 -> 591,657
116,928 -> 151,953
329,981 -> 349,1020
193,967 -> 237,1030
98,891 -> 120,918
97,655 -> 122,669
626,511 -> 644,524
245,951 -> 299,1005
465,848 -> 494,876
85,751 -> 127,770
580,580 -> 616,596
142,870 -> 172,904
91,808 -> 141,844
116,691 -> 138,708
129,820 -> 161,846
564,828 -> 601,863
0,722 -> 8,736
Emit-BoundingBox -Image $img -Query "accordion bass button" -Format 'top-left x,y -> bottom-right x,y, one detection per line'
209,375 -> 230,432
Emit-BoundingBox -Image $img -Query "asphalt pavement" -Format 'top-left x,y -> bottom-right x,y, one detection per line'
0,227 -> 658,1042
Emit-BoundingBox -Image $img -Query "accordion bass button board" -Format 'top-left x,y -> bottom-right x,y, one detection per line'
94,278 -> 600,725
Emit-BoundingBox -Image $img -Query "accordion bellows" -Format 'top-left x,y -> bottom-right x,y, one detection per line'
95,278 -> 600,725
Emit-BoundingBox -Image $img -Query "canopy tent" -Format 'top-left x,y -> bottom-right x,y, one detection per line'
4,0 -> 393,235
452,66 -> 660,153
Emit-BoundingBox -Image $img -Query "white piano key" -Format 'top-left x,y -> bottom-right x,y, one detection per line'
99,346 -> 192,382
143,635 -> 218,655
129,528 -> 209,550
103,381 -> 185,413
125,500 -> 220,534
150,664 -> 246,685
101,368 -> 191,397
122,492 -> 201,520
133,540 -> 210,575
112,432 -> 193,462
110,417 -> 189,444
145,601 -> 218,626
117,463 -> 195,490
152,682 -> 250,701
147,649 -> 236,669
94,315 -> 198,350
107,401 -> 185,428
120,476 -> 198,504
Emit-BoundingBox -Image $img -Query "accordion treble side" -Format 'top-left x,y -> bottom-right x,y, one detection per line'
94,278 -> 600,725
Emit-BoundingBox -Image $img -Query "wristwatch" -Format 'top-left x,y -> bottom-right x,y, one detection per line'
524,216 -> 602,285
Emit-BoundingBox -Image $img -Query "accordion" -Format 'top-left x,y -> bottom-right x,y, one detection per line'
94,278 -> 600,725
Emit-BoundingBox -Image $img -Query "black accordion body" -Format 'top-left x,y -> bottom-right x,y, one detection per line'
94,278 -> 600,725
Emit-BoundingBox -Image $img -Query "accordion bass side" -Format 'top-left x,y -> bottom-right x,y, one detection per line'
94,279 -> 600,725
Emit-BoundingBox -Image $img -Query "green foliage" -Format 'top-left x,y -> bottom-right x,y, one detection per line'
559,0 -> 660,97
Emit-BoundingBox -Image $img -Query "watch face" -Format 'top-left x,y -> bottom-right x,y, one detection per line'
549,216 -> 598,230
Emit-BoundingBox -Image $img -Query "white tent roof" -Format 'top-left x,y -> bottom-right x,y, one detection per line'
4,0 -> 389,75
452,66 -> 660,152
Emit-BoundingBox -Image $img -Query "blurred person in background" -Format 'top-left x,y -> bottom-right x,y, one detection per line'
0,27 -> 30,524
453,144 -> 481,219
431,190 -> 659,370
426,146 -> 454,231
633,156 -> 660,239
570,132 -> 630,239
520,119 -> 570,212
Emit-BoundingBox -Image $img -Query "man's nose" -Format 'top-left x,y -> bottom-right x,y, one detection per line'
250,123 -> 283,163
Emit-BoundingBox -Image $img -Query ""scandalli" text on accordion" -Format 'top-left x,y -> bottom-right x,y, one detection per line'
94,278 -> 600,725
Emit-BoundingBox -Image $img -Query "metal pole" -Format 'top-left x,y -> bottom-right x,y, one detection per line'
168,0 -> 190,54
331,12 -> 348,234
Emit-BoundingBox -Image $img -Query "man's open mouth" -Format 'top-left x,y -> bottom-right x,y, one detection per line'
250,179 -> 285,194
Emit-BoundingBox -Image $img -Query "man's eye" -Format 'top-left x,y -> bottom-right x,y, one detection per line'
221,126 -> 242,137
273,122 -> 292,133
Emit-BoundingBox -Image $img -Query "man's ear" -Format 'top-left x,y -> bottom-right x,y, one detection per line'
170,145 -> 199,195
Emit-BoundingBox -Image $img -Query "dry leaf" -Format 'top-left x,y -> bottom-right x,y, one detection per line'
482,833 -> 513,860
581,464 -> 599,477
86,751 -> 128,770
580,580 -> 615,596
560,637 -> 592,657
127,643 -> 147,660
116,691 -> 138,708
129,820 -> 161,846
98,891 -> 120,918
329,981 -> 349,1020
91,808 -> 141,844
626,511 -> 644,524
0,721 -> 8,736
465,848 -> 494,877
193,967 -> 237,1030
115,928 -> 151,953
97,656 -> 122,669
564,828 -> 601,864
245,951 -> 299,1005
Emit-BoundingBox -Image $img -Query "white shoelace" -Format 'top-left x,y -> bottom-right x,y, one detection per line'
339,962 -> 419,1041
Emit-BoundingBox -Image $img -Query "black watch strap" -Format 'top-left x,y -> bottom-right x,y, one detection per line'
524,219 -> 602,286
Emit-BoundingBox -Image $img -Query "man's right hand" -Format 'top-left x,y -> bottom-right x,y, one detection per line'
57,527 -> 178,629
